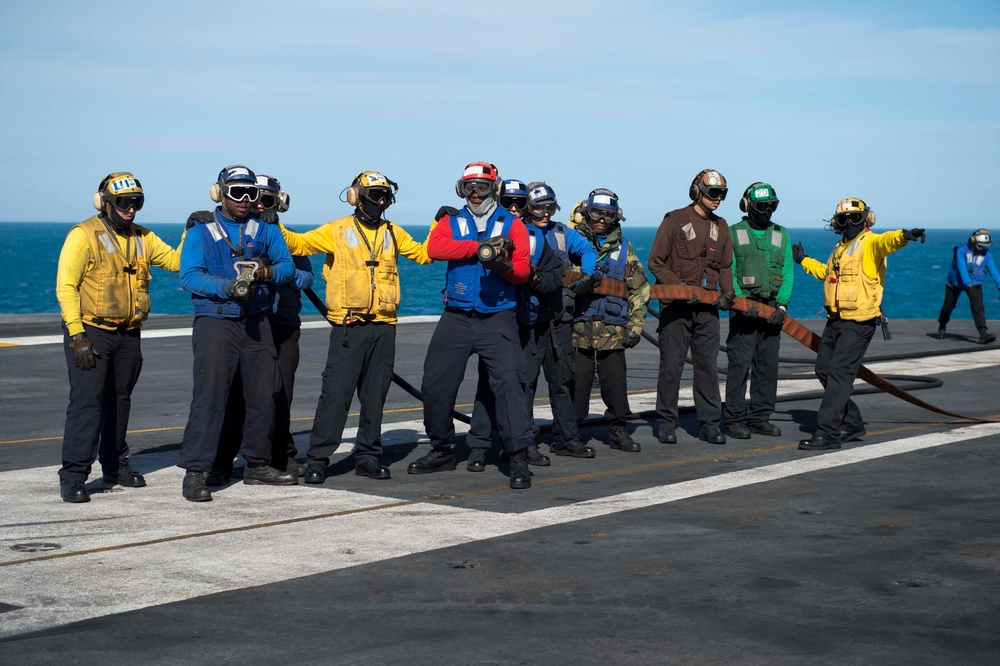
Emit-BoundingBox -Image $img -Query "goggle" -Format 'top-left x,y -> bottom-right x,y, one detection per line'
749,200 -> 778,215
364,187 -> 393,205
972,233 -> 992,245
111,194 -> 144,212
460,180 -> 494,197
499,195 -> 528,211
588,208 -> 617,222
698,185 -> 728,201
224,184 -> 260,203
259,193 -> 279,210
834,211 -> 866,227
529,204 -> 558,219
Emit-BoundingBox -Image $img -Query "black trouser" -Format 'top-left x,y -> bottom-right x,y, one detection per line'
59,325 -> 142,484
938,284 -> 988,332
467,318 -> 580,449
422,309 -> 533,454
573,347 -> 631,422
177,314 -> 280,473
724,308 -> 781,427
213,324 -> 301,471
813,318 -> 875,437
307,323 -> 395,466
655,302 -> 721,429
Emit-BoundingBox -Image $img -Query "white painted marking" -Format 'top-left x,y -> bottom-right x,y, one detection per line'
0,423 -> 998,637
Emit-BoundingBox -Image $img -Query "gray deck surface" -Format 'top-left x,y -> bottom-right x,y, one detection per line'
1,314 -> 998,665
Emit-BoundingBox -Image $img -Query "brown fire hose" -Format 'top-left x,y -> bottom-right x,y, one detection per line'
563,270 -> 1000,424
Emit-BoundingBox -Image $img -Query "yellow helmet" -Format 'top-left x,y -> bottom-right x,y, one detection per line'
832,197 -> 875,231
93,172 -> 143,212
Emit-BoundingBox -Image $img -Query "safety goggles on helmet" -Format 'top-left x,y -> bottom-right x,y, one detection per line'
363,187 -> 393,204
530,203 -> 558,219
834,211 -> 866,228
698,184 -> 728,202
499,194 -> 528,211
260,193 -> 279,210
588,207 -> 617,222
224,184 -> 260,203
112,193 -> 144,211
971,231 -> 992,246
460,180 -> 494,198
749,200 -> 778,215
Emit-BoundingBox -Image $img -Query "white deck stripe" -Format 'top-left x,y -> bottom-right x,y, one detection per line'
0,423 -> 997,637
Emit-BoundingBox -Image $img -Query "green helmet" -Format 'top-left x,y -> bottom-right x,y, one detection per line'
740,182 -> 779,213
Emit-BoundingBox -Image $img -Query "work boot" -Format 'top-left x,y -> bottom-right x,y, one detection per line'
979,329 -> 997,345
725,423 -> 752,440
60,481 -> 90,504
526,443 -> 551,466
658,425 -> 677,444
509,449 -> 531,489
798,433 -> 842,451
466,448 -> 487,472
609,422 -> 641,452
284,459 -> 307,477
243,465 -> 298,485
102,465 -> 146,488
748,421 -> 782,437
182,471 -> 212,502
205,465 -> 233,487
407,449 -> 457,474
935,326 -> 946,340
552,440 -> 596,458
304,463 -> 326,484
699,424 -> 727,445
355,460 -> 391,480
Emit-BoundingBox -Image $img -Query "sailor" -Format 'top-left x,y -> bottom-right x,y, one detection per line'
571,188 -> 650,453
280,171 -> 431,482
793,197 -> 925,450
648,169 -> 735,446
177,165 -> 297,501
55,172 -> 182,503
201,174 -> 314,485
936,228 -> 1000,344
410,162 -> 536,489
723,182 -> 793,439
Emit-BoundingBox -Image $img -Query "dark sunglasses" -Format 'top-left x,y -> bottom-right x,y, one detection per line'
225,184 -> 260,203
699,185 -> 728,201
112,194 -> 144,212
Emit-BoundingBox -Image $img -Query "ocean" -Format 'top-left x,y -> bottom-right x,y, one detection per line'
3,221 -> 996,324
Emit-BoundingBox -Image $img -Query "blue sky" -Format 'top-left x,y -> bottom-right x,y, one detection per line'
1,0 -> 997,229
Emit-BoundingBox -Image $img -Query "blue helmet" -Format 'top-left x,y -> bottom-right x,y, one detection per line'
498,179 -> 529,212
527,182 -> 560,210
218,164 -> 256,185
587,188 -> 621,221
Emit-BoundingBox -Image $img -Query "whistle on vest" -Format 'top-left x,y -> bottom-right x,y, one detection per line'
232,260 -> 261,300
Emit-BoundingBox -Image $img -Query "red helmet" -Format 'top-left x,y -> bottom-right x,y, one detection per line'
455,161 -> 500,198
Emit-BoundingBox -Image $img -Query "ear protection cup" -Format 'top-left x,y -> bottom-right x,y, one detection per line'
866,207 -> 876,228
210,183 -> 223,203
277,191 -> 290,213
93,192 -> 104,211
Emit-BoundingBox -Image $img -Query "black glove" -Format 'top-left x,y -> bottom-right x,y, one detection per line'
715,291 -> 735,311
435,205 -> 459,220
687,292 -> 701,306
744,305 -> 759,319
766,307 -> 786,327
792,242 -> 807,265
623,331 -> 641,349
567,273 -> 600,295
69,333 -> 96,371
260,210 -> 280,225
186,210 -> 214,229
249,257 -> 273,283
902,228 -> 926,242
